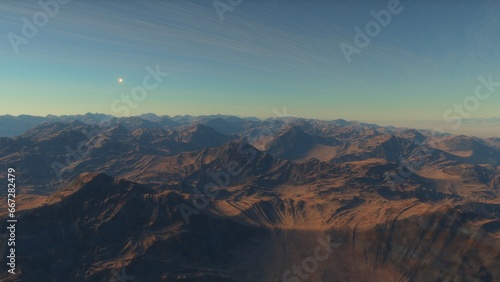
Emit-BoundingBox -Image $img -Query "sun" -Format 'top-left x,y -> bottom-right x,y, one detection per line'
118,77 -> 123,84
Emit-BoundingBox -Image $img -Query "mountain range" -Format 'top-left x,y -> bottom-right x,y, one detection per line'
1,114 -> 500,281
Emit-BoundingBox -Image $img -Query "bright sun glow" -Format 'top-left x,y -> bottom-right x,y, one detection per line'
118,77 -> 123,84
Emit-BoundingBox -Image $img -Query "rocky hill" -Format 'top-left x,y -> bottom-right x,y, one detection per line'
0,115 -> 499,281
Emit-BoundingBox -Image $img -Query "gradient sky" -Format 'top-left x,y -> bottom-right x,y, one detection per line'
1,0 -> 500,123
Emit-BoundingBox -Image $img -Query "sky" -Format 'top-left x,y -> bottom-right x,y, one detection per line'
1,0 -> 500,125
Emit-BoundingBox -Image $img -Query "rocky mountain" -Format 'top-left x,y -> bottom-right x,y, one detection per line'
0,114 -> 260,138
1,115 -> 500,281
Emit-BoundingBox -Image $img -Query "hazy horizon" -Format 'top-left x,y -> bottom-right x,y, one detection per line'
2,0 -> 500,122
2,111 -> 500,138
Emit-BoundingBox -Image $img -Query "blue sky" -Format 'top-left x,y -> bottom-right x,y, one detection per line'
1,0 -> 500,123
